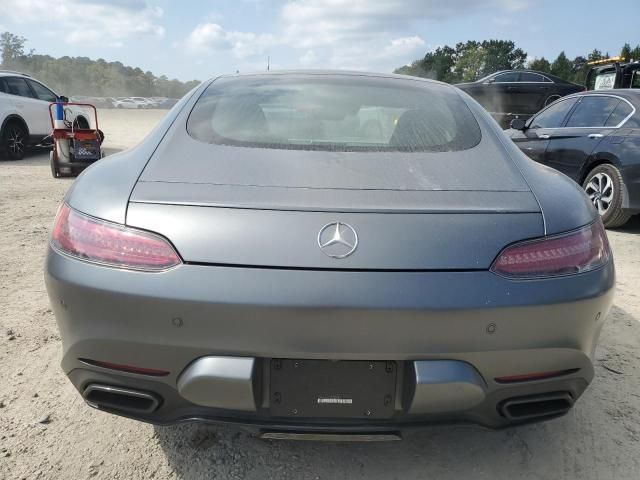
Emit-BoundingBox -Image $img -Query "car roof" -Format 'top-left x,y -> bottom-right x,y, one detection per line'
0,70 -> 31,78
489,69 -> 575,84
570,88 -> 640,104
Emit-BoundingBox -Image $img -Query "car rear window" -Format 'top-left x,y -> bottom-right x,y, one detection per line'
187,75 -> 481,152
519,72 -> 551,83
604,100 -> 634,127
565,96 -> 621,128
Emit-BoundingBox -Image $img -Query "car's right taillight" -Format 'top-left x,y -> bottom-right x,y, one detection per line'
51,204 -> 181,271
491,220 -> 611,279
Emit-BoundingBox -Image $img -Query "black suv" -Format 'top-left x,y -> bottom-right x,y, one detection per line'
586,59 -> 640,90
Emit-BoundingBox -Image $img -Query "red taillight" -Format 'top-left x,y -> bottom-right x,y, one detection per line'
79,358 -> 170,376
495,368 -> 579,384
51,204 -> 181,271
491,221 -> 611,279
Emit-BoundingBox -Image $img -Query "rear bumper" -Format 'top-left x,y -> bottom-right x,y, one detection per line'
70,363 -> 588,431
45,247 -> 615,429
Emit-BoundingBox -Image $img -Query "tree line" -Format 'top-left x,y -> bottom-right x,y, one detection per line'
395,40 -> 640,85
0,32 -> 200,98
3,32 -> 639,95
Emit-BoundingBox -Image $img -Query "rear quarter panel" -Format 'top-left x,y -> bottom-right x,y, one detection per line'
64,84 -> 205,223
461,92 -> 598,234
0,92 -> 21,132
593,130 -> 640,210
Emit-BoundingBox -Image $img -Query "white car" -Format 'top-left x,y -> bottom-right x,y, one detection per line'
0,71 -> 91,160
129,96 -> 157,108
112,97 -> 150,109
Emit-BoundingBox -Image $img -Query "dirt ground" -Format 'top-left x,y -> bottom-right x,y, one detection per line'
1,109 -> 640,480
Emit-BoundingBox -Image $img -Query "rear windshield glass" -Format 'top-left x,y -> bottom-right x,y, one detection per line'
187,75 -> 481,152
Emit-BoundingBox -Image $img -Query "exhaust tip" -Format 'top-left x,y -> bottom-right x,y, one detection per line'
83,384 -> 161,414
499,392 -> 574,421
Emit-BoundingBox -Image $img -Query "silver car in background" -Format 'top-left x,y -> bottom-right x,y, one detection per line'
45,71 -> 614,437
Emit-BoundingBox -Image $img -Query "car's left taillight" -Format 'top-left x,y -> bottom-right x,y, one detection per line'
51,204 -> 181,271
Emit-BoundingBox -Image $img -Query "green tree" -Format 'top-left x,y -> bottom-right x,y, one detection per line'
551,51 -> 574,81
621,43 -> 632,60
452,40 -> 527,81
0,32 -> 26,67
587,49 -> 605,62
453,42 -> 486,81
571,55 -> 589,85
0,31 -> 199,97
478,39 -> 527,73
395,45 -> 457,81
397,40 -> 640,87
528,57 -> 551,73
395,39 -> 527,83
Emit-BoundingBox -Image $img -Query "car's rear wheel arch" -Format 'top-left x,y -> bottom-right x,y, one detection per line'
0,115 -> 30,160
582,161 -> 631,227
73,115 -> 90,129
578,155 -> 623,186
1,115 -> 30,142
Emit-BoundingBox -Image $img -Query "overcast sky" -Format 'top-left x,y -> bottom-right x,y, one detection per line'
0,0 -> 637,81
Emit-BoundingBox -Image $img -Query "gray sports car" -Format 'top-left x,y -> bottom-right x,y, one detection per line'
45,71 -> 614,437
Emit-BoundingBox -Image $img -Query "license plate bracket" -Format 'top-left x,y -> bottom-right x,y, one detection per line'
269,359 -> 397,419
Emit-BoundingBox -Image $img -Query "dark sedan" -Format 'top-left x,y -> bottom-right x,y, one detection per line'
457,70 -> 584,127
507,89 -> 640,228
45,71 -> 614,436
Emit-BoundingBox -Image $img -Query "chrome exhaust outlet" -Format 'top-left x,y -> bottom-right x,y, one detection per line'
83,384 -> 161,414
499,392 -> 574,421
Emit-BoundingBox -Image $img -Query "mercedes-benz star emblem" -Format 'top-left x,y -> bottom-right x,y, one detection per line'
317,222 -> 358,259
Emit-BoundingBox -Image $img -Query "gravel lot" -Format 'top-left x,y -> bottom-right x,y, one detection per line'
1,109 -> 640,480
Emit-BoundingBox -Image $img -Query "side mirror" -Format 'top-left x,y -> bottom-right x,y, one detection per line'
484,78 -> 495,84
510,118 -> 527,131
58,95 -> 69,103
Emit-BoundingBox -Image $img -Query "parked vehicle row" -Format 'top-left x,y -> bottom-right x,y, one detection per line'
0,70 -> 91,160
453,66 -> 639,228
506,89 -> 640,228
71,96 -> 180,109
4,67 -> 638,231
456,59 -> 640,129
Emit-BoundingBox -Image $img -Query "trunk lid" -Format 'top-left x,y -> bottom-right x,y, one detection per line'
127,132 -> 543,270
